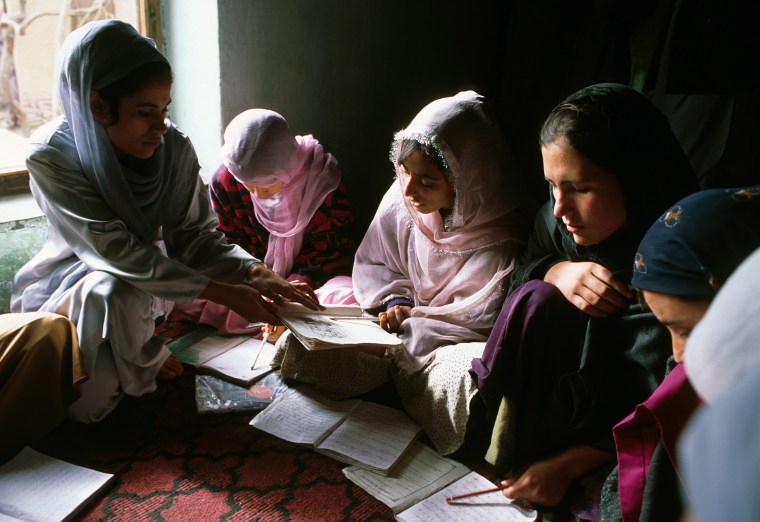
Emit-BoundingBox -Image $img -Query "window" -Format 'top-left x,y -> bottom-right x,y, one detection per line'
0,0 -> 160,180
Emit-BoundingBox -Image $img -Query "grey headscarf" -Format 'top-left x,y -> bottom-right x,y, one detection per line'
57,19 -> 195,241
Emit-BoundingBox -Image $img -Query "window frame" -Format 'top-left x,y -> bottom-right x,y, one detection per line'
0,0 -> 161,183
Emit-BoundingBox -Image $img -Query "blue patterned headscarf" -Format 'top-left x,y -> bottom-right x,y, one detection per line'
632,186 -> 760,299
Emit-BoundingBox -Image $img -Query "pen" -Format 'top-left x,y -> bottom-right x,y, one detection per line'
444,483 -> 506,502
250,332 -> 269,370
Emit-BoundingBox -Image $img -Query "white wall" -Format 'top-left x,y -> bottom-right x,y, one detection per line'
160,0 -> 221,179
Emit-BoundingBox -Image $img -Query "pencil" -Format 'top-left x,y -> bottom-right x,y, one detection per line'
250,332 -> 269,370
444,483 -> 506,502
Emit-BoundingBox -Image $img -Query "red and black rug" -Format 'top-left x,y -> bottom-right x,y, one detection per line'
31,318 -> 496,521
35,368 -> 398,521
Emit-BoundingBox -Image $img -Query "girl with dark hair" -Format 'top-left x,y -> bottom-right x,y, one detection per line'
470,83 -> 700,510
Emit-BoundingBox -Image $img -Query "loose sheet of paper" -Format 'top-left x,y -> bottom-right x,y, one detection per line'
168,330 -> 248,367
200,337 -> 276,383
396,471 -> 537,522
343,442 -> 469,513
316,401 -> 420,473
0,447 -> 113,522
250,387 -> 360,445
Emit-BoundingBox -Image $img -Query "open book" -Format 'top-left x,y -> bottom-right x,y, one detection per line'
276,303 -> 402,354
0,447 -> 114,522
344,443 -> 537,521
168,326 -> 276,386
250,386 -> 420,475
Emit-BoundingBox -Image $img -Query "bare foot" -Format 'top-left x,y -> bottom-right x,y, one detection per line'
158,353 -> 183,381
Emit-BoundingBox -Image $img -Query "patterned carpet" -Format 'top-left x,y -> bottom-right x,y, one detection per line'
34,367 -> 396,521
30,318 -> 496,521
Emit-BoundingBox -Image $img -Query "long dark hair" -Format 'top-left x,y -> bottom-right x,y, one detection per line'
397,139 -> 448,174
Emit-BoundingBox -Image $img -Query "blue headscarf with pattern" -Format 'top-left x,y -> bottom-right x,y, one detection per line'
632,186 -> 760,299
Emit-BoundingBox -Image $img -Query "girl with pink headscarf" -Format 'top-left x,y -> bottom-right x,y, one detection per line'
277,91 -> 534,455
174,109 -> 358,334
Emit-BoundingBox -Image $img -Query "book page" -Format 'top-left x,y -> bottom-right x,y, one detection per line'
0,447 -> 114,522
200,336 -> 276,385
343,442 -> 469,513
316,402 -> 420,473
168,329 -> 249,367
250,386 -> 360,445
396,471 -> 537,522
280,314 -> 402,349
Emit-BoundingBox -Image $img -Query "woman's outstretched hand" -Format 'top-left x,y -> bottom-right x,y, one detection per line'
200,263 -> 323,325
244,263 -> 322,310
499,457 -> 573,508
544,261 -> 632,317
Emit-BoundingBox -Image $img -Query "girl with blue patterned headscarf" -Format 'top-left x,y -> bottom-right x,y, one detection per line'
633,186 -> 760,301
611,186 -> 760,522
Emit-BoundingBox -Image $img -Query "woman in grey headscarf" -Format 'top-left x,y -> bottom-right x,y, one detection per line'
11,20 -> 319,423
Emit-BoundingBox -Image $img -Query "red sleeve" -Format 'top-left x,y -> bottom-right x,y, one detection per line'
208,166 -> 268,260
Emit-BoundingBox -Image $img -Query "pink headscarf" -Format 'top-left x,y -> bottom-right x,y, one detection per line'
353,91 -> 531,371
221,109 -> 341,276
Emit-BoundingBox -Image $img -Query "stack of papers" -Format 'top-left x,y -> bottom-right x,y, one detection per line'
250,386 -> 420,475
344,443 -> 537,521
0,448 -> 114,521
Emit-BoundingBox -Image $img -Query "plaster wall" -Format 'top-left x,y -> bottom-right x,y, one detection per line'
213,0 -> 502,232
161,0 -> 222,179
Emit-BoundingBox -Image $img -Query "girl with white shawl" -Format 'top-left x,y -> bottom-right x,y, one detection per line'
278,91 -> 533,454
678,246 -> 760,521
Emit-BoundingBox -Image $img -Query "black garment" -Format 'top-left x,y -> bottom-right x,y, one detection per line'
472,83 -> 699,470
649,0 -> 760,189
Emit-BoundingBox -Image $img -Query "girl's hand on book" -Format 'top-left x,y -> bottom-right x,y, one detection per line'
201,280 -> 281,325
378,305 -> 411,333
262,323 -> 287,342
